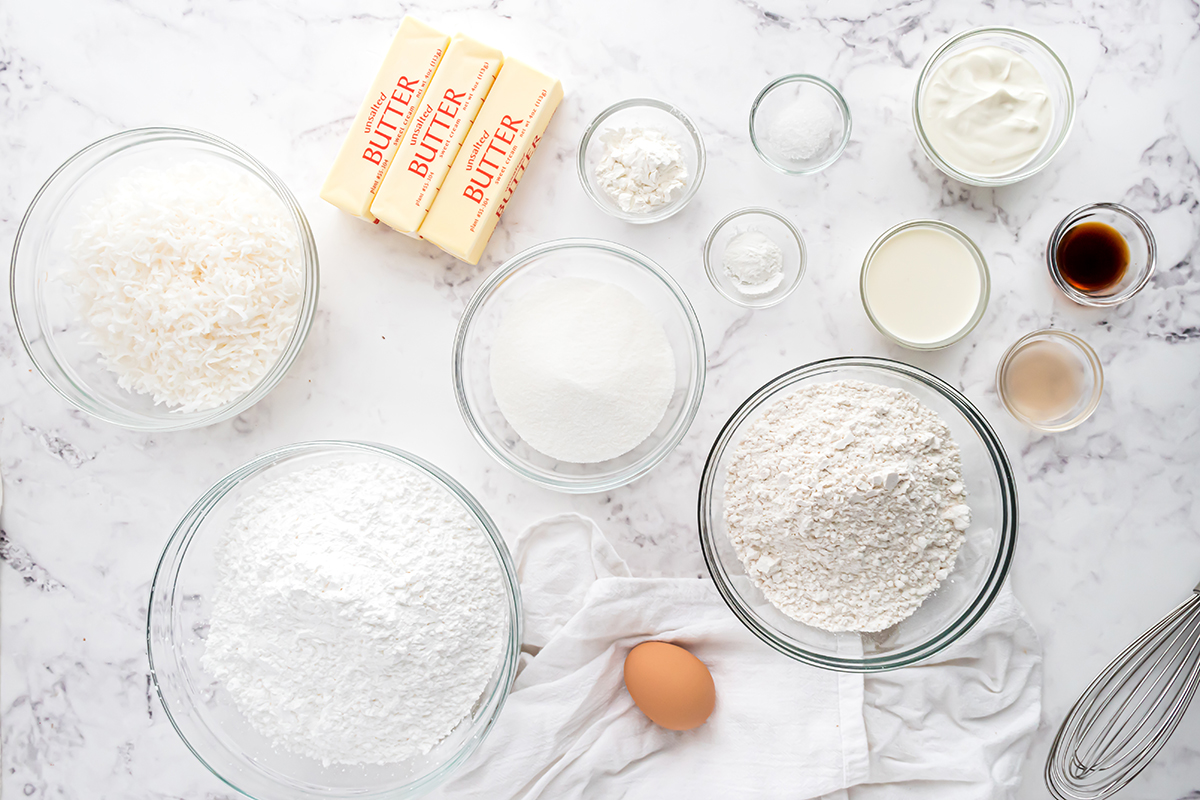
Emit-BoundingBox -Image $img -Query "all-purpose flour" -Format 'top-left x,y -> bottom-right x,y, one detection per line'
723,380 -> 970,632
201,459 -> 507,766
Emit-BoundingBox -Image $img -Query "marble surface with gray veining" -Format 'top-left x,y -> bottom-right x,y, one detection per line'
1,0 -> 1198,797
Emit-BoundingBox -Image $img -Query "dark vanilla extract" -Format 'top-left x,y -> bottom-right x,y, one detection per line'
1055,221 -> 1130,293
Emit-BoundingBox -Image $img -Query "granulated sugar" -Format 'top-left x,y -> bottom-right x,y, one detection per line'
490,278 -> 676,464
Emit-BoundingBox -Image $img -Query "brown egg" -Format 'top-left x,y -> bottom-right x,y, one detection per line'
623,641 -> 715,731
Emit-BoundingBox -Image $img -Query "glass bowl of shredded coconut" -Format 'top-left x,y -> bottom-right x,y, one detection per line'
454,239 -> 706,493
10,127 -> 318,431
703,207 -> 807,308
698,357 -> 1017,672
577,98 -> 706,224
147,441 -> 521,800
749,75 -> 852,175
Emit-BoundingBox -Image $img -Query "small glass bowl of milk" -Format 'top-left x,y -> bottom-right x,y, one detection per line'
860,220 -> 990,350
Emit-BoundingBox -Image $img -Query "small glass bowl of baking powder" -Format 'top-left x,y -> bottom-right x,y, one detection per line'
749,75 -> 852,175
577,98 -> 706,224
148,441 -> 522,800
703,207 -> 807,308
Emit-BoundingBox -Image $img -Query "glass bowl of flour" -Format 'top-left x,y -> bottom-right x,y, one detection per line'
698,357 -> 1017,672
577,98 -> 706,224
147,441 -> 521,799
454,239 -> 706,493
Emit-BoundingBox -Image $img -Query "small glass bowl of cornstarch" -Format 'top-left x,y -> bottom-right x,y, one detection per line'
11,127 -> 318,431
148,441 -> 521,800
750,75 -> 852,175
577,98 -> 706,224
703,207 -> 807,308
698,357 -> 1017,673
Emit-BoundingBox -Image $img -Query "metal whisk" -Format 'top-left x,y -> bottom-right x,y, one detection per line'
1046,581 -> 1200,799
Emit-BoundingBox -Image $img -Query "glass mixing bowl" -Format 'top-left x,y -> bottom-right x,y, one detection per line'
913,27 -> 1074,186
698,357 -> 1018,672
9,127 -> 319,431
453,239 -> 706,493
147,441 -> 522,800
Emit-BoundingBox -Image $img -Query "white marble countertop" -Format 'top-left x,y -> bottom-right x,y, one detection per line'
2,1 -> 1198,797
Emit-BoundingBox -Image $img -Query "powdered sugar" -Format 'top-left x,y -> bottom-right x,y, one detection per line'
201,459 -> 508,766
594,127 -> 687,213
723,380 -> 969,632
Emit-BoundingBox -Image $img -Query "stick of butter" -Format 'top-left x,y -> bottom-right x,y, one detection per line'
370,34 -> 503,234
418,58 -> 563,264
319,17 -> 449,220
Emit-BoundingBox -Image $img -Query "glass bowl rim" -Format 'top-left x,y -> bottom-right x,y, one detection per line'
697,356 -> 1019,672
146,439 -> 523,800
996,328 -> 1104,432
701,206 -> 808,308
452,237 -> 706,494
911,26 -> 1076,187
8,125 -> 320,431
748,73 -> 853,175
575,97 -> 707,224
859,218 -> 991,350
1046,202 -> 1157,307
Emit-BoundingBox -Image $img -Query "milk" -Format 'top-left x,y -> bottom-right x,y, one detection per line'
864,226 -> 982,346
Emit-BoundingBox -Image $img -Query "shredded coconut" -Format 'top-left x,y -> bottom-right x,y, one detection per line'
65,161 -> 304,412
594,127 -> 688,213
490,278 -> 676,463
723,380 -> 969,632
201,459 -> 508,766
722,229 -> 785,296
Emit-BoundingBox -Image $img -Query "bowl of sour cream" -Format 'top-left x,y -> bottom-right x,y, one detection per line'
913,27 -> 1074,186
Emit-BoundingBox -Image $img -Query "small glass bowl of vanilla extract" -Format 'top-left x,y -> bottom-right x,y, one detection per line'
1047,202 -> 1156,307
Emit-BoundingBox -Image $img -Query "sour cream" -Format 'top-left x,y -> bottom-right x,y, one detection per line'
920,45 -> 1052,177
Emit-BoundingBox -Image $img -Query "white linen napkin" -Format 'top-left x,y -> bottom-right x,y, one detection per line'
435,514 -> 1041,800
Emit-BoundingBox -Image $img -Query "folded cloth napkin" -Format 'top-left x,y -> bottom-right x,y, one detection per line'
434,514 -> 1041,800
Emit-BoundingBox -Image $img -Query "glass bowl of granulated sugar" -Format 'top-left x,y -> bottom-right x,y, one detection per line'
698,357 -> 1018,672
147,441 -> 522,800
454,238 -> 706,493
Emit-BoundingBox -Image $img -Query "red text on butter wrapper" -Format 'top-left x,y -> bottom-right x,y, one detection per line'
462,115 -> 523,204
362,76 -> 422,165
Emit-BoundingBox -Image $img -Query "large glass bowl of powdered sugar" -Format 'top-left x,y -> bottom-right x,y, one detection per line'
698,357 -> 1017,672
147,441 -> 522,799
454,239 -> 706,493
10,127 -> 319,431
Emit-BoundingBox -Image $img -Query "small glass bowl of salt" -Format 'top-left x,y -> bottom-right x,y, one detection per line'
749,75 -> 851,175
704,207 -> 807,309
